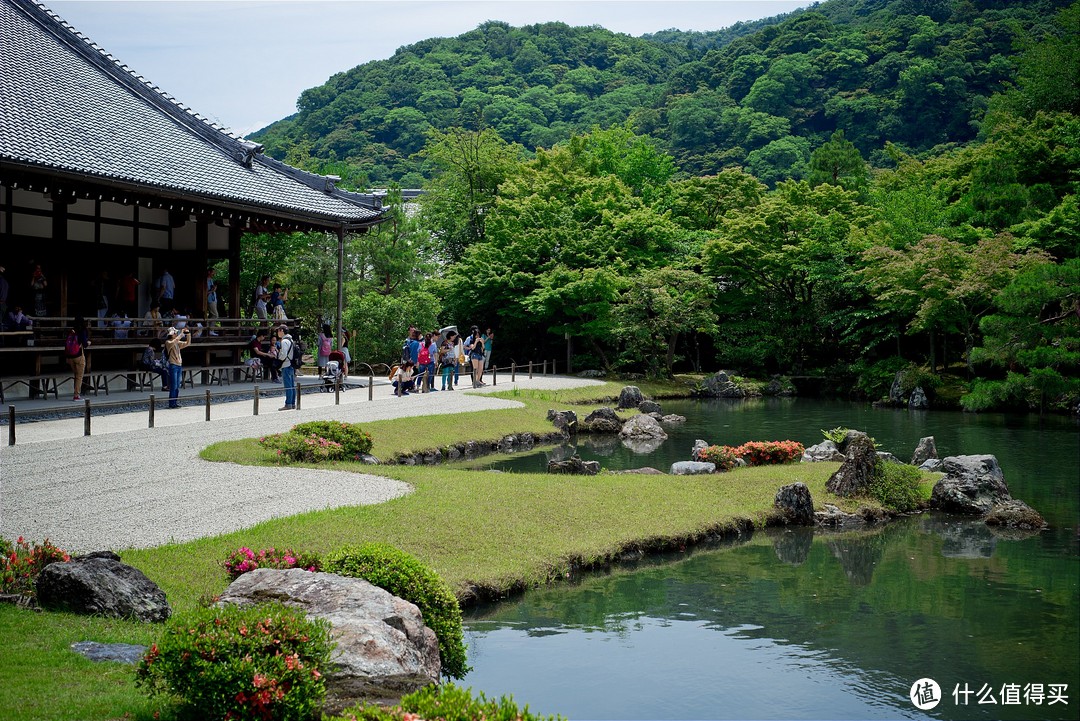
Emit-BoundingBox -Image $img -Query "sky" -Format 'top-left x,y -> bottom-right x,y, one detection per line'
49,0 -> 813,137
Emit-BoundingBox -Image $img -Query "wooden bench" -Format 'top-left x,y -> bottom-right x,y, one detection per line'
0,371 -> 110,400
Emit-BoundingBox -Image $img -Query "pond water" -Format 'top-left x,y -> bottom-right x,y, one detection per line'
459,399 -> 1080,720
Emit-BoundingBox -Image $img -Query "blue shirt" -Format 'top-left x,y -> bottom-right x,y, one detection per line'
407,338 -> 421,363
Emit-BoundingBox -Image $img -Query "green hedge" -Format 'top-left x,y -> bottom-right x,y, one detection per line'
332,683 -> 564,721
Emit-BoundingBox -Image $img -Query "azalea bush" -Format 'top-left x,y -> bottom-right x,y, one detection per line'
324,543 -> 469,679
223,547 -> 322,579
731,440 -> 805,466
290,421 -> 374,457
335,682 -> 564,721
260,432 -> 345,464
136,602 -> 334,721
694,445 -> 739,471
0,536 -> 70,596
259,422 -> 374,464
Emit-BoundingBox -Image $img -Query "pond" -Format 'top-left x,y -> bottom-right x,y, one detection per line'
459,399 -> 1080,720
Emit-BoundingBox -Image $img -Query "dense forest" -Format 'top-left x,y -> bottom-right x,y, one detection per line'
244,0 -> 1080,413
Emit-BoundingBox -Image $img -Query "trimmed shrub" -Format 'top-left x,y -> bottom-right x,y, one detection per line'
732,440 -> 805,466
324,543 -> 469,679
136,602 -> 334,721
869,462 -> 925,513
223,547 -> 322,579
334,682 -> 564,721
290,421 -> 374,457
260,432 -> 345,464
695,445 -> 739,471
1,536 -> 70,596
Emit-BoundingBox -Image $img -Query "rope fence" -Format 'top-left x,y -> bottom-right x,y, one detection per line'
5,358 -> 560,445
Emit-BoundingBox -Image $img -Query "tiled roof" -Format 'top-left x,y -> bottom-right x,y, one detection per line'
0,0 -> 384,227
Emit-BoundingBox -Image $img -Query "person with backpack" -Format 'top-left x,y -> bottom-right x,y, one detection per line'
64,316 -> 90,401
416,332 -> 432,393
163,326 -> 191,408
316,324 -> 333,378
276,324 -> 298,410
140,337 -> 169,392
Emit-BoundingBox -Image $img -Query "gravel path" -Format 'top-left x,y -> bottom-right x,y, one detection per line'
0,376 -> 602,552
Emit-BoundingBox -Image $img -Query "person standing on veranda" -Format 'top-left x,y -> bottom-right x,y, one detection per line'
205,268 -> 220,335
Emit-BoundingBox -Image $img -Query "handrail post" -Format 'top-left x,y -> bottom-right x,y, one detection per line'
492,364 -> 497,386
543,359 -> 547,376
253,386 -> 260,416
335,375 -> 341,405
511,362 -> 516,382
8,406 -> 15,446
149,394 -> 155,428
529,361 -> 533,379
368,373 -> 374,401
205,390 -> 211,421
296,380 -> 302,410
83,398 -> 91,436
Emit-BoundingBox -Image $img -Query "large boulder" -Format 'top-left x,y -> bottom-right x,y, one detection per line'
546,409 -> 578,434
911,436 -> 938,466
774,483 -> 814,525
930,455 -> 1012,515
583,407 -> 623,434
802,440 -> 845,463
617,385 -> 644,409
909,386 -> 929,409
825,435 -> 878,497
618,414 -> 668,441
217,568 -> 440,711
671,461 -> 716,475
547,454 -> 601,476
888,372 -> 905,405
36,551 -> 170,623
638,400 -> 662,415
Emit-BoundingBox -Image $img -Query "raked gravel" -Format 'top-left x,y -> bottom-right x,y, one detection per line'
0,376 -> 603,552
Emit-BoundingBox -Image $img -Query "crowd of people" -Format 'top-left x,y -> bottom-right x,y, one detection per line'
390,325 -> 494,396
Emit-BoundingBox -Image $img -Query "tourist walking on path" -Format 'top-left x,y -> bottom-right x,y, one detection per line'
164,326 -> 191,408
277,324 -> 296,410
64,316 -> 90,401
483,328 -> 494,371
440,331 -> 458,391
317,324 -> 333,377
469,330 -> 486,388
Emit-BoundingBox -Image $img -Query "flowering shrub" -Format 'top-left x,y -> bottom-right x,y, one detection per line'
694,445 -> 739,471
260,432 -> 345,464
334,682 -> 564,721
290,421 -> 373,458
1,536 -> 70,596
731,440 -> 805,466
223,547 -> 322,579
136,602 -> 334,721
325,543 -> 469,679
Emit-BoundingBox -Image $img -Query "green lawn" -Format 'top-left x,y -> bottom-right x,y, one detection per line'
2,380 -> 866,721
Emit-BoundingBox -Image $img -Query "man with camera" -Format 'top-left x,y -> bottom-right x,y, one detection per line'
164,326 -> 192,408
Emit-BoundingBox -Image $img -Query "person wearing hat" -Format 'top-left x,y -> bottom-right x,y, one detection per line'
164,326 -> 191,408
276,324 -> 297,410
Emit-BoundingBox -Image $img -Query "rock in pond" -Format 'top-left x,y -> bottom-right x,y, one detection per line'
825,435 -> 878,498
984,499 -> 1046,530
911,436 -> 938,466
619,414 -> 668,441
638,400 -> 662,414
930,455 -> 1012,515
774,483 -> 814,526
548,454 -> 601,475
583,407 -> 622,434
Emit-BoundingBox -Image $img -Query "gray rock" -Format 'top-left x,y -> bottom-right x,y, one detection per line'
617,386 -> 644,409
575,369 -> 605,378
826,435 -> 878,498
546,409 -> 578,434
358,453 -> 381,465
701,371 -> 746,398
670,461 -> 716,475
889,372 -> 905,405
443,446 -> 461,461
930,455 -> 1012,515
911,436 -> 938,466
876,451 -> 903,464
909,386 -> 929,409
984,500 -> 1046,530
774,483 -> 814,525
498,435 -> 516,452
583,407 -> 622,434
36,555 -> 170,623
613,467 -> 665,475
815,503 -> 867,528
919,458 -> 943,472
70,641 -> 147,665
691,439 -> 709,460
660,414 -> 686,424
463,440 -> 482,457
646,412 -> 665,422
217,568 -> 440,712
618,414 -> 668,441
802,440 -> 845,463
547,454 -> 601,475
838,430 -> 870,453
638,400 -> 661,414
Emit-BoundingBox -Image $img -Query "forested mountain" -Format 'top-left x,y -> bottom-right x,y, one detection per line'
252,0 -> 1072,185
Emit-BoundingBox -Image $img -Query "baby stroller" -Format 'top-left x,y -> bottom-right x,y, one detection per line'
321,350 -> 347,392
